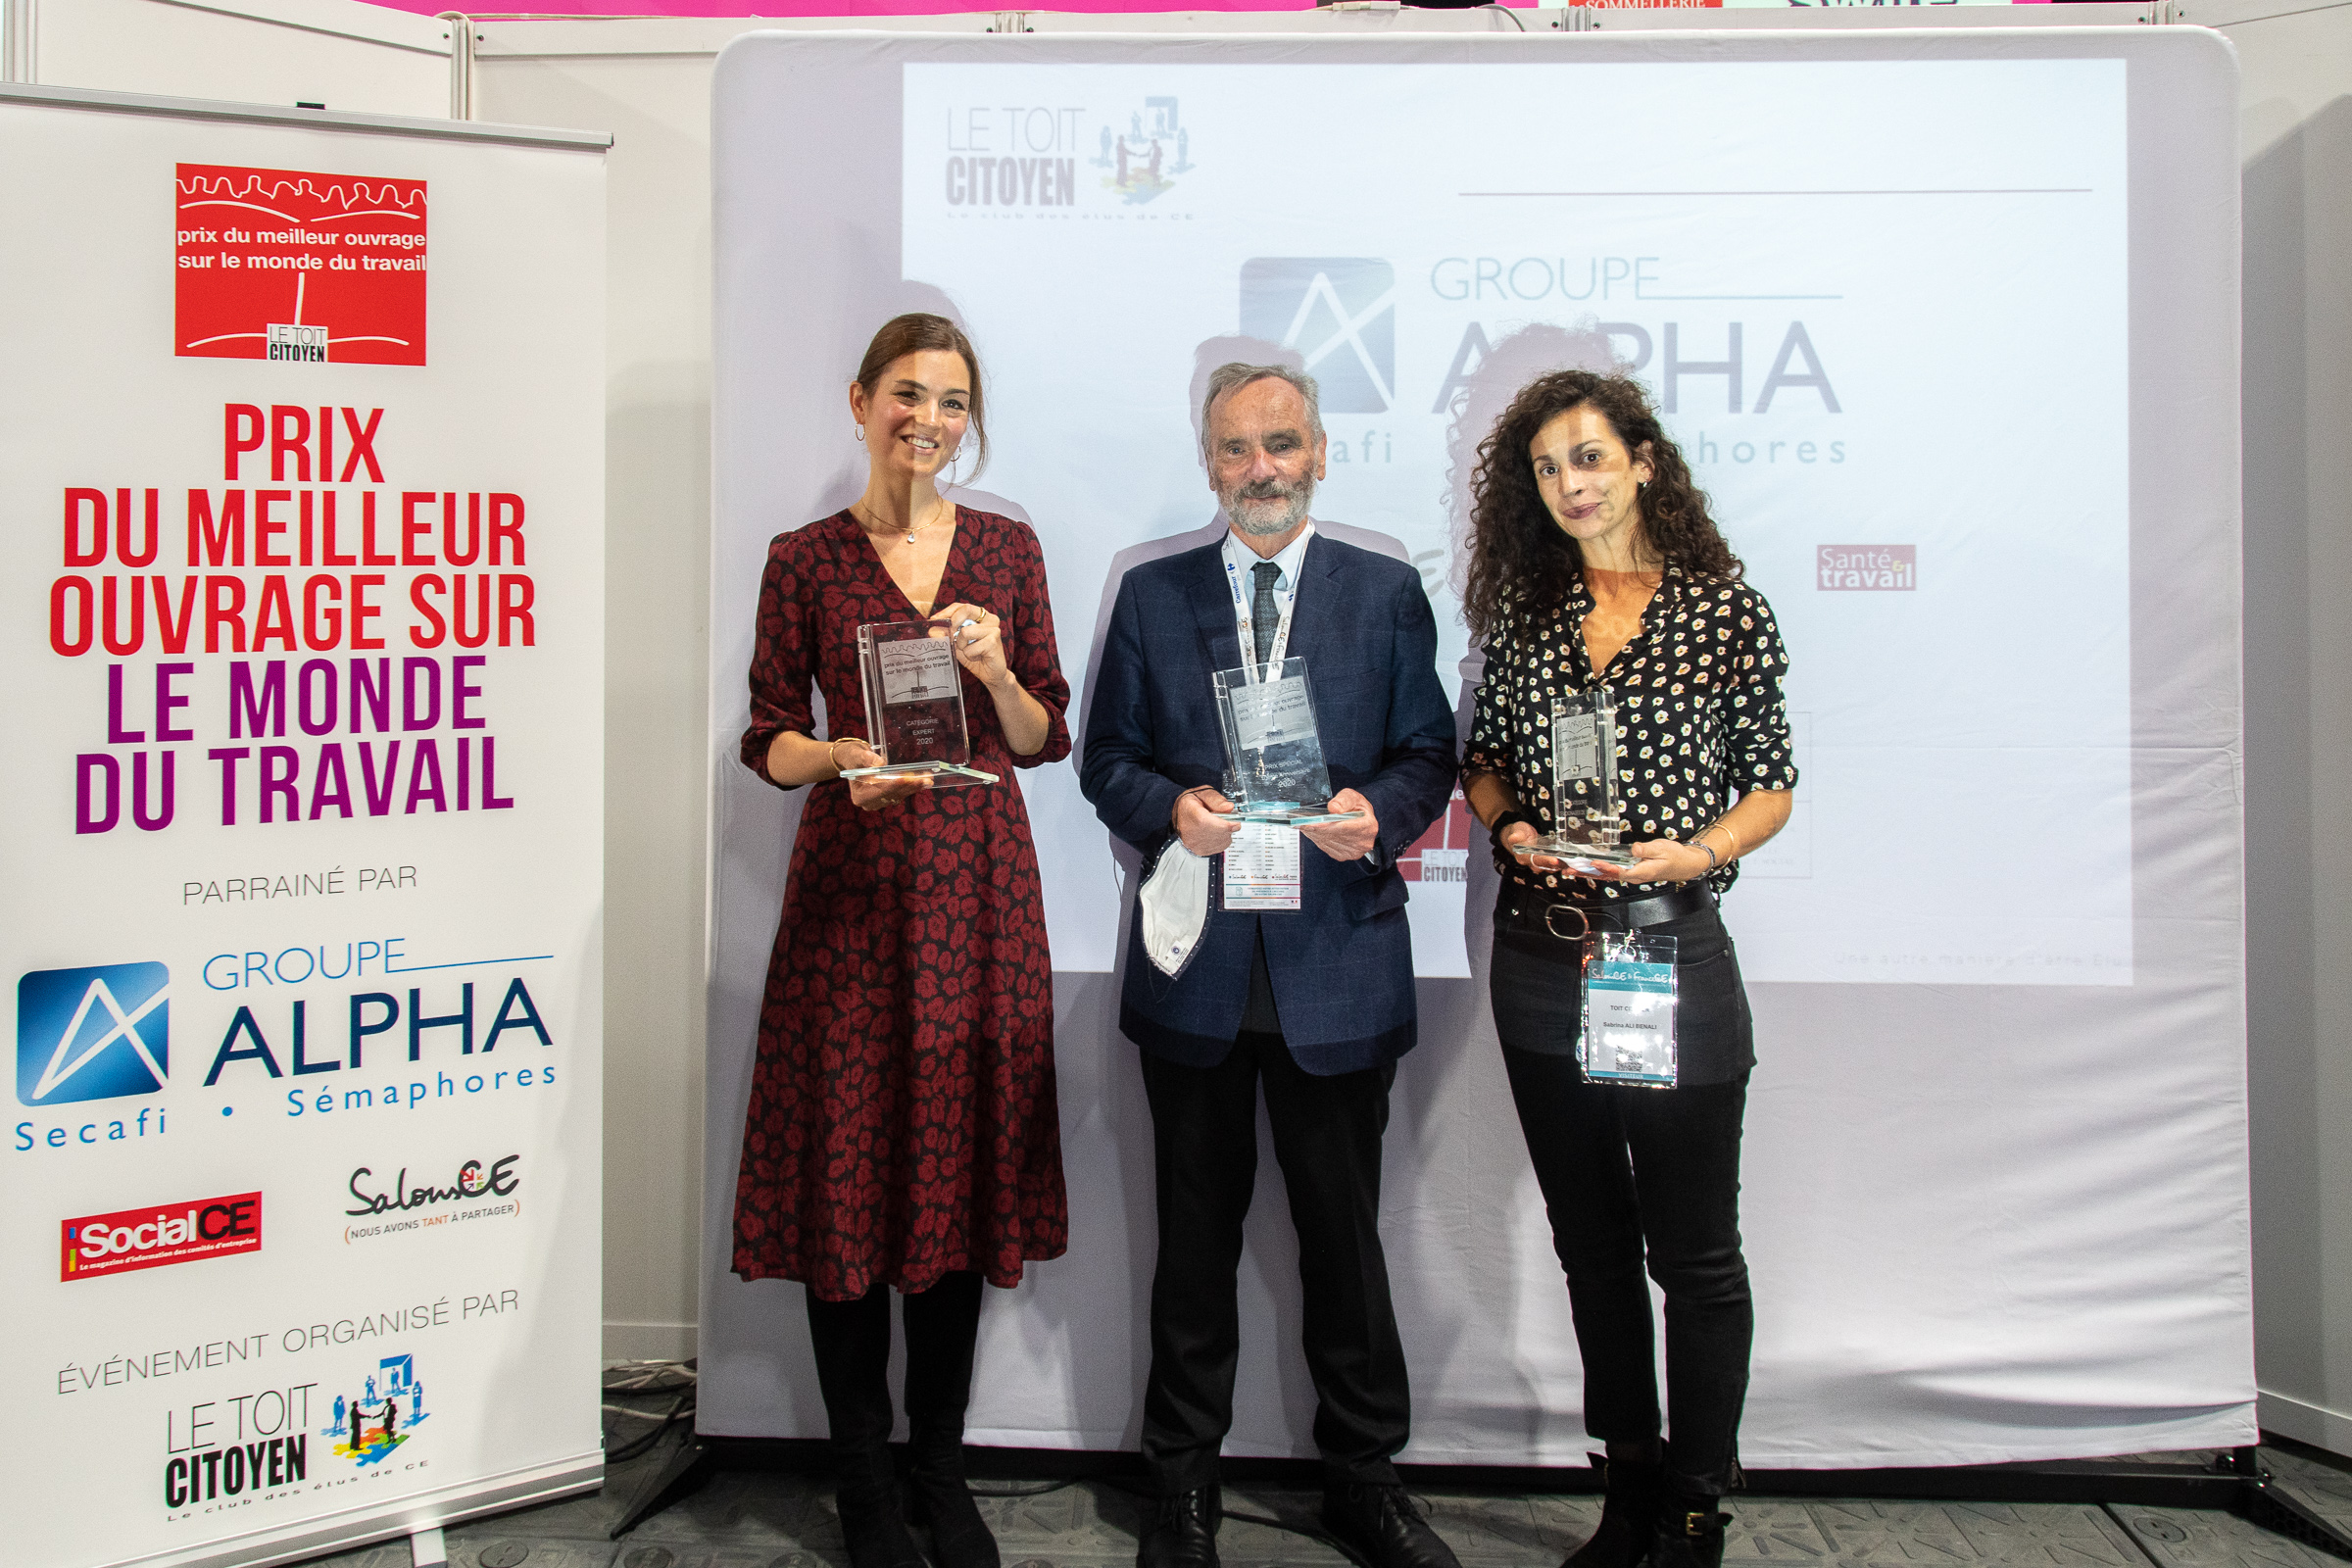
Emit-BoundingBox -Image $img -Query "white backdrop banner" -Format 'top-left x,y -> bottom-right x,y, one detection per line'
0,88 -> 609,1568
705,29 -> 2252,1468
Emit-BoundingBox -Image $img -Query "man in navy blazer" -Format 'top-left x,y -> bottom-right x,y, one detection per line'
1081,364 -> 1459,1568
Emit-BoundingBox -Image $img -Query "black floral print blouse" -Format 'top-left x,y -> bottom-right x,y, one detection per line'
1465,563 -> 1799,901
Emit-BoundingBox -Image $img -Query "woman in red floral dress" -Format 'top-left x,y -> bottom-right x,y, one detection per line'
733,314 -> 1070,1568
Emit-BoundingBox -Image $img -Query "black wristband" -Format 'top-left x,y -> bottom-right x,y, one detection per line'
1487,808 -> 1540,851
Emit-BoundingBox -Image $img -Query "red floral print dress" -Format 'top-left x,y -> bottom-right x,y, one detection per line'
732,507 -> 1071,1301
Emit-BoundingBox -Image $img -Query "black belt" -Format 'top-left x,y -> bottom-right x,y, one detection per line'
1496,882 -> 1716,943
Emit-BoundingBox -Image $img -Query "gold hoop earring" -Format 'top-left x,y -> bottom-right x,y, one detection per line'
855,426 -> 865,443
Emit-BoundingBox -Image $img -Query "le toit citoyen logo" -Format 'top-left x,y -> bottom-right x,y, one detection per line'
941,95 -> 1195,211
163,1351 -> 437,1512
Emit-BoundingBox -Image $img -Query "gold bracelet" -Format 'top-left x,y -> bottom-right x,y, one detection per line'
828,736 -> 867,775
1714,820 -> 1740,861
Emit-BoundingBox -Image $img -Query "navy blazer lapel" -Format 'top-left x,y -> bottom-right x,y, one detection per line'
1188,541 -> 1245,673
1283,530 -> 1348,670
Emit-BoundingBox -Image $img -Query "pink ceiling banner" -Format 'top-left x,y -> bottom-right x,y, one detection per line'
360,0 -> 1380,15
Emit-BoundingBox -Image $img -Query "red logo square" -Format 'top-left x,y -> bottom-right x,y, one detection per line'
60,1192 -> 264,1281
175,163 -> 427,366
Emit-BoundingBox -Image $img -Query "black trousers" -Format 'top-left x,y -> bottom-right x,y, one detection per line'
804,1272 -> 984,1455
1139,1033 -> 1409,1493
1498,1046 -> 1751,1497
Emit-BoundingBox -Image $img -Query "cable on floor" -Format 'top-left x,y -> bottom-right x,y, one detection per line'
603,1358 -> 699,1464
967,1478 -> 1090,1498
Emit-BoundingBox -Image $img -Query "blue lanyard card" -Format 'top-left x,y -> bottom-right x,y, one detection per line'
1578,933 -> 1680,1089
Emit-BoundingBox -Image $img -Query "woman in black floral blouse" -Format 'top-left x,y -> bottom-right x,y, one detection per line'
1459,370 -> 1795,1568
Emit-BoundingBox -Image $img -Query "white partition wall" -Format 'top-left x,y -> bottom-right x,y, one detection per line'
701,27 -> 2248,1468
28,0 -> 453,121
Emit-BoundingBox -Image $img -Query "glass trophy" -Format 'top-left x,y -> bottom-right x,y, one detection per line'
1512,687 -> 1641,868
841,620 -> 998,788
1211,659 -> 1363,825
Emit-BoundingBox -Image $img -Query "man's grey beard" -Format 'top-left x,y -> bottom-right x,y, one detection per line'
1219,475 -> 1314,537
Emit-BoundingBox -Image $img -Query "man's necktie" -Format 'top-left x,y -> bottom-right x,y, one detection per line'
1251,560 -> 1281,668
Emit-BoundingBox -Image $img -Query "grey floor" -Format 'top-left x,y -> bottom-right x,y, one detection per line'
297,1393 -> 2352,1568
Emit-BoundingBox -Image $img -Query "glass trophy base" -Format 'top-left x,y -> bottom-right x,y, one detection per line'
839,762 -> 1000,788
1232,804 -> 1364,827
1226,801 -> 1365,826
1511,834 -> 1642,868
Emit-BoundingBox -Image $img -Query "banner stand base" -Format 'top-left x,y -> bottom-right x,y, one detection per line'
612,1433 -> 2352,1560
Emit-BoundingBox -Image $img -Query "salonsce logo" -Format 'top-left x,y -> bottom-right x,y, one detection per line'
62,1191 -> 261,1281
347,1153 -> 519,1216
18,961 -> 168,1106
1240,259 -> 1395,414
344,1153 -> 522,1244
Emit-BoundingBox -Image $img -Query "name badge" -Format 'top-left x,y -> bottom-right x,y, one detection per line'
1578,933 -> 1679,1088
1221,821 -> 1302,910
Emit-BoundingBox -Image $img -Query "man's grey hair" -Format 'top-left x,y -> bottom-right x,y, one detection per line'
1199,363 -> 1324,463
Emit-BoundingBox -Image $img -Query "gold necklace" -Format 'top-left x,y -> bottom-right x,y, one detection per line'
857,499 -> 950,545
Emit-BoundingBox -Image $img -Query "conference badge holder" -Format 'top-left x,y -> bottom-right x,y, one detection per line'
841,620 -> 999,788
1578,932 -> 1680,1089
1513,687 -> 1642,870
1212,658 -> 1364,826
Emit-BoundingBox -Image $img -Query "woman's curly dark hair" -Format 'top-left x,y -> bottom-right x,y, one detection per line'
1461,370 -> 1740,643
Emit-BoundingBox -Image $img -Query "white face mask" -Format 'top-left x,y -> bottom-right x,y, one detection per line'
1139,841 -> 1211,978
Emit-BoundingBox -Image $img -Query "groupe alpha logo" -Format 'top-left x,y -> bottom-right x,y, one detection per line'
1240,259 -> 1396,416
17,961 -> 169,1107
61,1191 -> 262,1281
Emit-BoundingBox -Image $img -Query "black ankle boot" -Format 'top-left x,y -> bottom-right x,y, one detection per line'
1646,1497 -> 1729,1568
836,1445 -> 927,1568
906,1419 -> 1000,1568
1563,1456 -> 1663,1568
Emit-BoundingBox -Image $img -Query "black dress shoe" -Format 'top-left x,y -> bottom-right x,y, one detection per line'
1320,1482 -> 1464,1568
1138,1484 -> 1222,1568
1647,1499 -> 1730,1568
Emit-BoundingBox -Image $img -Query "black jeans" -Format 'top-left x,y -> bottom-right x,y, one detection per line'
1498,1046 -> 1752,1497
804,1272 -> 984,1454
1139,1033 -> 1409,1493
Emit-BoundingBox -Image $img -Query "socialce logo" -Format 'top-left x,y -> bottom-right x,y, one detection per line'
1240,258 -> 1396,415
17,962 -> 169,1106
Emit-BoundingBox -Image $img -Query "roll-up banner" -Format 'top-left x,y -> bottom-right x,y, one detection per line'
0,86 -> 609,1568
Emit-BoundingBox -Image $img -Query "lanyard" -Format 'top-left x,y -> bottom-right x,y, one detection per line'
1223,527 -> 1309,681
